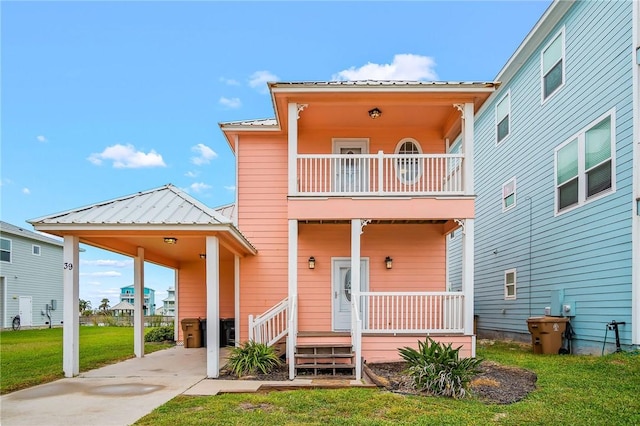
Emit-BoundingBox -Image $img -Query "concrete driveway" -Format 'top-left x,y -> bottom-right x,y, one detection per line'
1,346 -> 207,426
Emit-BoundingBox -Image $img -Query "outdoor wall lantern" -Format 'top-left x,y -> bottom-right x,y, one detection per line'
368,107 -> 382,119
385,256 -> 393,269
199,253 -> 207,259
308,256 -> 316,269
163,237 -> 178,244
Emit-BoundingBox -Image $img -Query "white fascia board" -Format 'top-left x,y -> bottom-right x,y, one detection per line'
269,85 -> 497,94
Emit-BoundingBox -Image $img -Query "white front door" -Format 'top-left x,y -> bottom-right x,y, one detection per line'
332,258 -> 368,331
19,296 -> 32,327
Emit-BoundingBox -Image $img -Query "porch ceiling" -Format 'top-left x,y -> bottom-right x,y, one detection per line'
300,219 -> 447,225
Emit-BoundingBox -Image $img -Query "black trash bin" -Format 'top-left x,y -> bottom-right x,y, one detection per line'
200,318 -> 207,347
220,318 -> 235,347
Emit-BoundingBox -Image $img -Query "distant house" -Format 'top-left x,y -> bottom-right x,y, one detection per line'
0,221 -> 63,328
161,287 -> 175,316
120,285 -> 155,316
448,0 -> 639,354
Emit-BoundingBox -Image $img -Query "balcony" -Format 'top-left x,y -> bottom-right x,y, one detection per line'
295,152 -> 464,197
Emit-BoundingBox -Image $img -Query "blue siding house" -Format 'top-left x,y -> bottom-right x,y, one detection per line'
0,221 -> 64,328
450,0 -> 639,354
119,285 -> 156,316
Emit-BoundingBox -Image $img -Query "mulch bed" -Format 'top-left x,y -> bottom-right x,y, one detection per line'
365,360 -> 537,404
218,360 -> 537,404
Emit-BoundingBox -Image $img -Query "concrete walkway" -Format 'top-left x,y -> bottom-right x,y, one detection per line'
1,346 -> 373,426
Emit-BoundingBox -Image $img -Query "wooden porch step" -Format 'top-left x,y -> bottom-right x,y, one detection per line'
294,343 -> 356,377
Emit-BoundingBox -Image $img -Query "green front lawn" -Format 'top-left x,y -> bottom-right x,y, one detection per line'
135,341 -> 640,426
1,326 -> 173,394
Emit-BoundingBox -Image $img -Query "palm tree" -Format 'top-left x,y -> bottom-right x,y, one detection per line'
79,299 -> 92,314
99,298 -> 111,313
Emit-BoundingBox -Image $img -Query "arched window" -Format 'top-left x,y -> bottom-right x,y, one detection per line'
395,138 -> 422,184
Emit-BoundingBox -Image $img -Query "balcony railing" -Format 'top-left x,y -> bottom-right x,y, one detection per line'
296,152 -> 464,196
359,291 -> 464,333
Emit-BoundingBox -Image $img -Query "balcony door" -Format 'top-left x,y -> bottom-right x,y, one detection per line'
332,139 -> 369,193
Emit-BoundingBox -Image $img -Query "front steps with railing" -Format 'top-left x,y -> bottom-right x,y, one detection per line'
294,343 -> 355,377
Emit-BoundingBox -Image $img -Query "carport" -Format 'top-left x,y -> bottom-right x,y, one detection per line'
29,184 -> 256,378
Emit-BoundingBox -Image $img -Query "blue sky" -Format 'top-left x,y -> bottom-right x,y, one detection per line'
1,1 -> 551,309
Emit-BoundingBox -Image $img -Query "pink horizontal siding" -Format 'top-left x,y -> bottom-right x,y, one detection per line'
177,259 -> 235,342
237,136 -> 289,343
362,335 -> 472,363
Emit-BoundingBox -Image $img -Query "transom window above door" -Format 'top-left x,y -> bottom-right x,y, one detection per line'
395,138 -> 423,184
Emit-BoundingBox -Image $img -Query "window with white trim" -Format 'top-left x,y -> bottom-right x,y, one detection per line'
504,269 -> 516,300
1,238 -> 11,262
32,245 -> 41,256
555,111 -> 615,214
395,138 -> 422,184
496,92 -> 510,143
541,29 -> 564,101
502,178 -> 516,211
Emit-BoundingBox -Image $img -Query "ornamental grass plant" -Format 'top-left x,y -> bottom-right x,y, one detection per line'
399,337 -> 482,398
225,340 -> 282,377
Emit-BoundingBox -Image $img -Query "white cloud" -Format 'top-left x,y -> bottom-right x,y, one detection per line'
185,171 -> 198,178
224,185 -> 236,191
87,144 -> 166,168
80,271 -> 122,277
22,187 -> 30,195
219,97 -> 242,109
332,54 -> 438,81
81,259 -> 132,268
191,143 -> 218,165
249,70 -> 278,94
219,77 -> 240,86
36,135 -> 47,142
190,182 -> 212,193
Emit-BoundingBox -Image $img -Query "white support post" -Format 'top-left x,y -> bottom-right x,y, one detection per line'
206,236 -> 220,378
62,235 -> 80,377
463,102 -> 475,195
287,219 -> 298,380
134,247 -> 145,358
462,219 -> 475,340
234,255 -> 240,347
351,219 -> 362,380
173,269 -> 179,342
377,150 -> 384,195
288,103 -> 299,196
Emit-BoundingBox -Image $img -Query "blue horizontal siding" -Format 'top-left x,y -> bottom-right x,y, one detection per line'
468,0 -> 635,351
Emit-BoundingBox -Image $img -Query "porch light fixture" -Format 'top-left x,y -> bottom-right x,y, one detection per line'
385,256 -> 393,269
199,253 -> 207,259
368,107 -> 382,119
163,237 -> 178,245
308,256 -> 316,269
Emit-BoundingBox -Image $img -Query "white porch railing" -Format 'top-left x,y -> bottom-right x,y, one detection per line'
248,297 -> 289,347
296,152 -> 464,196
359,291 -> 464,333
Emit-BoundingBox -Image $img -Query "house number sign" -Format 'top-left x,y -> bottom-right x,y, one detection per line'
63,262 -> 74,270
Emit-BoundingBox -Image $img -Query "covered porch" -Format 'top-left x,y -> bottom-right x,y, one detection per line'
28,184 -> 256,379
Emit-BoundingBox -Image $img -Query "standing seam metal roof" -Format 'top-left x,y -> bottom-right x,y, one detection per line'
29,184 -> 232,226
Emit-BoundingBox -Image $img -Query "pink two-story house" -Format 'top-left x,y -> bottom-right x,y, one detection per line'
30,80 -> 496,380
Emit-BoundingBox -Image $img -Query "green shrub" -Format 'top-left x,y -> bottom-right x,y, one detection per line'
399,337 -> 482,399
225,341 -> 282,377
144,326 -> 175,342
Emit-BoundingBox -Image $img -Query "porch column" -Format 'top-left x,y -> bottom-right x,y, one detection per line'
461,219 -> 475,351
462,102 -> 475,195
350,219 -> 362,381
133,247 -> 145,358
287,219 -> 298,380
234,254 -> 240,348
173,269 -> 179,342
62,235 -> 80,377
288,103 -> 298,196
206,236 -> 221,378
